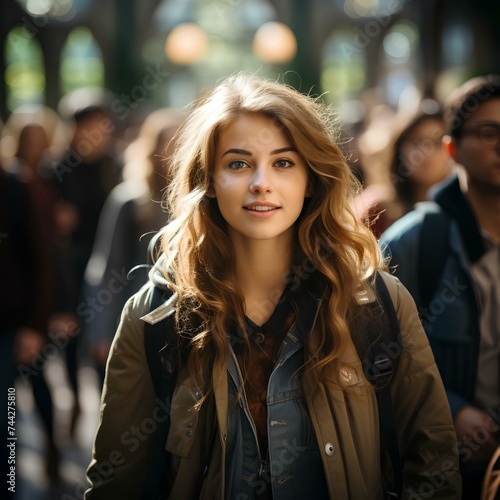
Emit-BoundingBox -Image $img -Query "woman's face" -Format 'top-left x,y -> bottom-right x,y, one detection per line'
399,118 -> 451,188
210,113 -> 310,245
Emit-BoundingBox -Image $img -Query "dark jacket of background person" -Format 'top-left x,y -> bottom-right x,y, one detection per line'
0,169 -> 52,333
1,167 -> 56,496
7,123 -> 59,314
380,176 -> 481,417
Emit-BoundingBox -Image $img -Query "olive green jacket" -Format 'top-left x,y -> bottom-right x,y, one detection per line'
85,271 -> 461,499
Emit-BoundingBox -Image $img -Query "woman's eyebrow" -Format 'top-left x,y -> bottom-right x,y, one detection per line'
270,147 -> 297,155
221,146 -> 297,157
222,148 -> 252,157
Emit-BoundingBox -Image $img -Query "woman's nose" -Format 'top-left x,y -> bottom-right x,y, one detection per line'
249,166 -> 272,193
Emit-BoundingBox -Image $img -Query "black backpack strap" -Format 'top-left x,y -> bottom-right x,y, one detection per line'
141,286 -> 178,500
417,208 -> 450,310
353,272 -> 402,498
373,273 -> 403,499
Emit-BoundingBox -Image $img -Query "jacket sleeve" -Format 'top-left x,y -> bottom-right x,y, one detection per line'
381,273 -> 462,499
84,289 -> 158,499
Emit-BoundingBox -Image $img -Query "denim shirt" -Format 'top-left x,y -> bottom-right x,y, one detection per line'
224,293 -> 329,499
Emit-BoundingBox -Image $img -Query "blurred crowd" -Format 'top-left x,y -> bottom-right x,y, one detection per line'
0,90 -> 184,498
1,73 -> 499,499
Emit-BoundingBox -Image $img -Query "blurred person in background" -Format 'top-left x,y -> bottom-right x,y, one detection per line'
354,98 -> 452,237
2,106 -> 62,237
82,108 -> 183,386
388,109 -> 452,219
6,114 -> 61,248
352,95 -> 400,237
380,75 -> 500,498
42,88 -> 122,437
0,160 -> 58,494
2,108 -> 65,486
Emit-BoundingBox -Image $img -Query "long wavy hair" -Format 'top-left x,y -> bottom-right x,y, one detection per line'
161,74 -> 383,399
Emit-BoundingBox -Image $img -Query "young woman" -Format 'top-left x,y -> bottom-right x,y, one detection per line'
85,75 -> 461,499
389,110 -> 452,218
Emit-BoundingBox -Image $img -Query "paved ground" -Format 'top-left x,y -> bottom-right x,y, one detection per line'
13,356 -> 101,500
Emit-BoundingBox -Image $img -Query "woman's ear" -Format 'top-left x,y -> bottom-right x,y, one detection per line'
206,184 -> 216,198
305,179 -> 314,198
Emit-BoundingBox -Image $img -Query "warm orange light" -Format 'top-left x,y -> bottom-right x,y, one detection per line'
164,23 -> 208,65
253,22 -> 297,64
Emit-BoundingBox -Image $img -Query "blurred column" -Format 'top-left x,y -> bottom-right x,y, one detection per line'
0,1 -> 6,121
38,29 -> 65,111
421,0 -> 443,99
111,0 -> 137,97
288,0 -> 321,93
0,0 -> 26,119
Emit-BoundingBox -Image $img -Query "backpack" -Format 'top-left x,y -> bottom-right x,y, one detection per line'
141,272 -> 403,499
416,205 -> 450,311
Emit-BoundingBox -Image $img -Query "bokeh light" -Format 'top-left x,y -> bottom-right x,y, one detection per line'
164,23 -> 209,65
253,22 -> 297,64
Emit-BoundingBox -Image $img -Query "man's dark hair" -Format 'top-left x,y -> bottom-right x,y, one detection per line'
445,74 -> 500,140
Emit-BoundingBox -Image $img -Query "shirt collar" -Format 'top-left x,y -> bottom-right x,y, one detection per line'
228,284 -> 321,347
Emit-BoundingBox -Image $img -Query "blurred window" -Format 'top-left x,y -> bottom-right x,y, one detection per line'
320,27 -> 367,106
4,26 -> 46,112
377,20 -> 419,107
60,26 -> 104,93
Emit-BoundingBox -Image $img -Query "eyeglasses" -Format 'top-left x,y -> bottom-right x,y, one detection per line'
462,123 -> 500,146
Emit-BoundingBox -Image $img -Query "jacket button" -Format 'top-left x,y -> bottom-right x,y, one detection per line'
255,332 -> 265,344
325,443 -> 335,456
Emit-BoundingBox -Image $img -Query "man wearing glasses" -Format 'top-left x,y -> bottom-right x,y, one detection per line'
380,75 -> 500,499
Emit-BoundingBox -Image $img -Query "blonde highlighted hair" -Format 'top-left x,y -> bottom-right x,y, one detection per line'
161,74 -> 383,396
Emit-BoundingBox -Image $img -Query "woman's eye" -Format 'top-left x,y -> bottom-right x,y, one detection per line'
275,159 -> 294,168
228,160 -> 247,170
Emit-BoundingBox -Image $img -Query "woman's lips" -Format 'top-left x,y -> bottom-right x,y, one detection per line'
243,205 -> 281,218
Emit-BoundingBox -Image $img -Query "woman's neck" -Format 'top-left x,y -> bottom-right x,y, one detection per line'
232,234 -> 293,326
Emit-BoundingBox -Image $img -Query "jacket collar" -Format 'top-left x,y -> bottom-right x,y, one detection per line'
140,289 -> 177,325
434,176 -> 487,264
